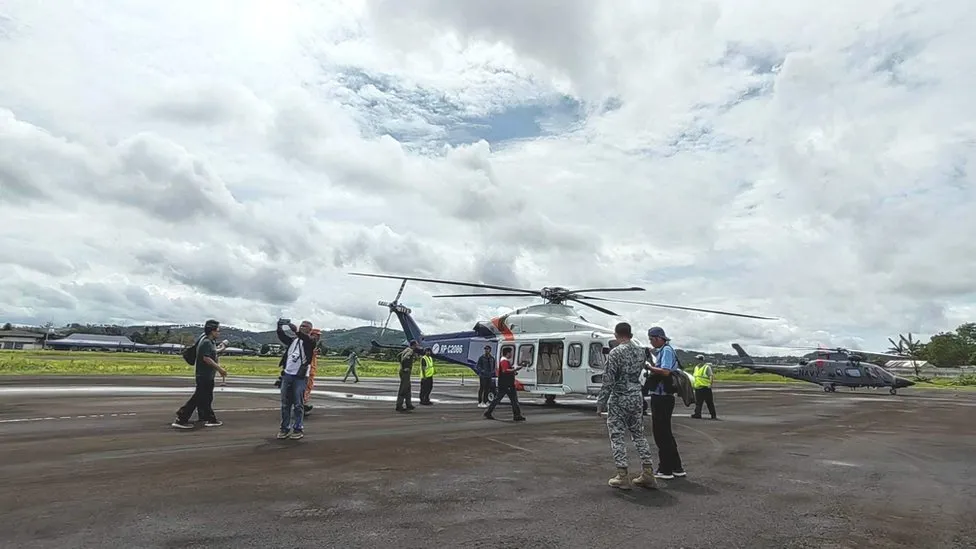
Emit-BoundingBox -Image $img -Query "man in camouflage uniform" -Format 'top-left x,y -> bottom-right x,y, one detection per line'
596,321 -> 658,490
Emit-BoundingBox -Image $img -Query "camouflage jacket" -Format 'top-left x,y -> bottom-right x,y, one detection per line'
596,339 -> 646,408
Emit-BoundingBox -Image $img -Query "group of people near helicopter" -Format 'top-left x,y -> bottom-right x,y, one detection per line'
172,316 -> 712,489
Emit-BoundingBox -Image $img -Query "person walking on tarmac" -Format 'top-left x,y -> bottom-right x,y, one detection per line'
645,326 -> 686,479
691,354 -> 717,419
396,340 -> 422,412
483,347 -> 526,422
596,322 -> 658,490
419,347 -> 435,405
475,345 -> 495,408
342,351 -> 360,383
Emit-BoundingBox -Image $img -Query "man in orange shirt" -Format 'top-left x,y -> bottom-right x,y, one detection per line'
302,328 -> 321,414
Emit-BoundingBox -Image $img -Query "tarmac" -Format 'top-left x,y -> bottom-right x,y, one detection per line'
1,376 -> 974,549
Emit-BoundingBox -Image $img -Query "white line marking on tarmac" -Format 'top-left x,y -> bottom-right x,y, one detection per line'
483,436 -> 534,453
0,413 -> 138,424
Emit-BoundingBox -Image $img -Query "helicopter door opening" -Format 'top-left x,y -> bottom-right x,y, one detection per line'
536,340 -> 564,387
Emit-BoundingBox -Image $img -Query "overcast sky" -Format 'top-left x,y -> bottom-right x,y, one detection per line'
1,0 -> 973,354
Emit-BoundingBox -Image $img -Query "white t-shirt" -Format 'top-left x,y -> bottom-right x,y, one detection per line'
284,339 -> 307,376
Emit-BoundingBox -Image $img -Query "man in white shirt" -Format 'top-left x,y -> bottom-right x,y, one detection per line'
275,319 -> 318,439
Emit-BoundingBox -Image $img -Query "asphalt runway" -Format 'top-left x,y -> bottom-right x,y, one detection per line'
1,377 -> 974,549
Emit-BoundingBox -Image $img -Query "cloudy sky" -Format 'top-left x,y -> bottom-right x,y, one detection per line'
1,0 -> 973,354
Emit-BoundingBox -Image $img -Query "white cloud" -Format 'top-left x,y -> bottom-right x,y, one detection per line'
1,0 -> 974,355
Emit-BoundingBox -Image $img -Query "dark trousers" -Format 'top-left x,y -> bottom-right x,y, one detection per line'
396,368 -> 413,410
693,387 -> 716,418
650,394 -> 683,474
419,376 -> 433,404
478,377 -> 492,404
485,382 -> 522,418
177,376 -> 216,423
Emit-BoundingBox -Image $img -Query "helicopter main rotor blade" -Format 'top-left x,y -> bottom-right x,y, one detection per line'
580,296 -> 778,320
568,297 -> 619,317
432,292 -> 541,298
349,272 -> 538,295
566,287 -> 646,294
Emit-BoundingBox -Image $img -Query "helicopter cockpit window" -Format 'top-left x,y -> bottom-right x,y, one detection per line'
517,344 -> 535,367
845,368 -> 862,377
568,343 -> 583,368
589,343 -> 606,368
865,367 -> 877,378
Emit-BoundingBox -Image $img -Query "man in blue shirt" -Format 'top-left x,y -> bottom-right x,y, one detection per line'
645,326 -> 686,479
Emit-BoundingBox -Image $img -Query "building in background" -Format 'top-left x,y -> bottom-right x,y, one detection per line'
0,330 -> 45,350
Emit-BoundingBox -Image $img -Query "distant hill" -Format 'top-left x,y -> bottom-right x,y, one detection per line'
26,323 -> 407,353
6,321 -> 806,363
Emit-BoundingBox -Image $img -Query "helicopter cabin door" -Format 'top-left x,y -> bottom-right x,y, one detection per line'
562,341 -> 588,393
535,339 -> 564,390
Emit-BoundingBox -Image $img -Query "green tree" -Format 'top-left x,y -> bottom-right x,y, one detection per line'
1,322 -> 11,331
888,333 -> 926,379
955,323 -> 976,346
919,332 -> 971,367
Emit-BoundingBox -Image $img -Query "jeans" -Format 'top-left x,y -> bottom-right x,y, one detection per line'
177,376 -> 217,423
280,373 -> 308,432
478,377 -> 491,404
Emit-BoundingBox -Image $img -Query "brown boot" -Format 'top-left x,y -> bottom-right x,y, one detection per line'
608,467 -> 632,490
632,464 -> 658,489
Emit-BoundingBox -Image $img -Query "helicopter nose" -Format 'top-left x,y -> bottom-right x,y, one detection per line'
896,377 -> 915,388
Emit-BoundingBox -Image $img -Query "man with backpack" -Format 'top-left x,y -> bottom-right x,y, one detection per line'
645,326 -> 686,480
172,319 -> 226,429
275,319 -> 318,439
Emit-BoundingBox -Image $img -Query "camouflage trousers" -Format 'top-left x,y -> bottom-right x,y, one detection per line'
607,392 -> 655,468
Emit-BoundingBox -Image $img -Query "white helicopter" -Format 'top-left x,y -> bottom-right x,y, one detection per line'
350,272 -> 777,404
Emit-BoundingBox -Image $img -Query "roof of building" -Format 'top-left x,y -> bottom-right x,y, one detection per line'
60,333 -> 134,344
0,330 -> 45,339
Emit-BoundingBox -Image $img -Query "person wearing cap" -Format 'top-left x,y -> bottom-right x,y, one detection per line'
418,347 -> 435,405
302,328 -> 322,415
172,319 -> 227,429
475,345 -> 495,408
396,340 -> 423,412
645,326 -> 687,479
276,319 -> 319,439
691,354 -> 717,419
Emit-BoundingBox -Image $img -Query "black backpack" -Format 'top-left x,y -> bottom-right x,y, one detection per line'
182,335 -> 204,366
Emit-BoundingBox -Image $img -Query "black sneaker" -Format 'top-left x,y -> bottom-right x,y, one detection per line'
171,420 -> 193,430
289,429 -> 304,440
204,420 -> 222,427
513,416 -> 526,422
673,469 -> 687,478
483,413 -> 495,420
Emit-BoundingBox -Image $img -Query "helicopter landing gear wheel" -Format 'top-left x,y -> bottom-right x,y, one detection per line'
544,395 -> 557,406
824,386 -> 830,392
890,388 -> 897,395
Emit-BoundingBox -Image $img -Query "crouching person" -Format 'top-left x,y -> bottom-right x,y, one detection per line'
275,319 -> 318,440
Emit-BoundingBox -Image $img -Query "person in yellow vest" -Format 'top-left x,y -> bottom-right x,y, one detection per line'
690,354 -> 717,419
419,347 -> 435,405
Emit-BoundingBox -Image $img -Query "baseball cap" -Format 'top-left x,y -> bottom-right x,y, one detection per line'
647,326 -> 669,340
